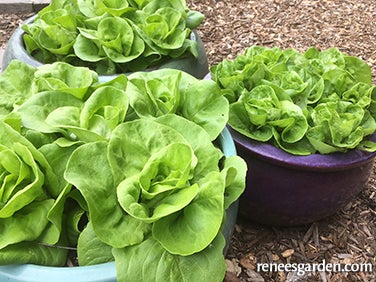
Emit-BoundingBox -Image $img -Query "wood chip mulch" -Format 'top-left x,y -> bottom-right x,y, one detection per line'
1,1 -> 376,281
188,0 -> 376,83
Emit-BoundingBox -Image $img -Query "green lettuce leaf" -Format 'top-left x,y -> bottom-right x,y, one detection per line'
77,0 -> 133,17
117,143 -> 199,223
0,200 -> 54,249
64,141 -> 151,248
113,234 -> 226,282
0,241 -> 67,266
0,60 -> 36,117
127,69 -> 229,140
32,62 -> 97,100
75,16 -> 145,63
152,171 -> 224,255
77,222 -> 114,265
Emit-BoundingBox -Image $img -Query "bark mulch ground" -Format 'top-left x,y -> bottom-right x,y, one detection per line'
1,1 -> 376,281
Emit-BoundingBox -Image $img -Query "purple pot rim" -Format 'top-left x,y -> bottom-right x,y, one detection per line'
228,126 -> 376,171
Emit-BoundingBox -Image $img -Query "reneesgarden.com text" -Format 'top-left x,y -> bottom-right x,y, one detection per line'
257,260 -> 373,276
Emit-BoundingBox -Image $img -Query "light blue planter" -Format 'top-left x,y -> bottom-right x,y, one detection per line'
0,262 -> 116,282
0,128 -> 239,282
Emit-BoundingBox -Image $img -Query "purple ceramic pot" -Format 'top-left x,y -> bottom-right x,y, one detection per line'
228,127 -> 376,226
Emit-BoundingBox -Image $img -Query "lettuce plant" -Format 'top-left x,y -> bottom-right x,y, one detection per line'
64,116 -> 246,281
22,0 -> 204,74
0,61 -> 247,282
126,69 -> 229,140
0,121 -> 69,266
211,46 -> 376,155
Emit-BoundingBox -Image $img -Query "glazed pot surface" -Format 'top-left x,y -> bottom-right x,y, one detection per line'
229,127 -> 376,226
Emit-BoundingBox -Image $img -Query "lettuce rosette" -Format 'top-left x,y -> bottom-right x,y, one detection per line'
126,69 -> 229,140
64,115 -> 246,281
74,16 -> 145,66
0,121 -> 70,266
22,7 -> 79,64
211,46 -> 376,155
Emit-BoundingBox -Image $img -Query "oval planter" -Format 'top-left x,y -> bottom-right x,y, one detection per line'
0,127 -> 239,282
229,126 -> 376,226
2,15 -> 209,80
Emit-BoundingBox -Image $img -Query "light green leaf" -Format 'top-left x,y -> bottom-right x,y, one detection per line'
73,34 -> 105,62
220,156 -> 247,209
16,91 -> 83,135
186,10 -> 204,29
0,241 -> 67,266
113,234 -> 226,282
270,100 -> 308,143
32,62 -> 97,100
155,114 -> 223,180
77,222 -> 114,266
127,71 -> 181,117
0,121 -> 60,197
0,200 -> 54,249
152,171 -> 224,255
117,143 -> 199,223
179,78 -> 229,140
0,61 -> 36,117
344,56 -> 372,84
229,101 -> 273,142
0,143 -> 46,218
64,141 -> 151,248
108,118 -> 189,182
80,85 -> 129,130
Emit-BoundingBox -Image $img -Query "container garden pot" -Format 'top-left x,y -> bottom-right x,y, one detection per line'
2,13 -> 209,80
209,45 -> 376,226
0,63 -> 247,282
0,129 -> 239,282
229,127 -> 376,226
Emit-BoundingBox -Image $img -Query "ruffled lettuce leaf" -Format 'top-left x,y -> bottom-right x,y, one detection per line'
0,61 -> 36,117
65,141 -> 151,248
77,0 -> 133,17
74,16 -> 145,63
16,74 -> 129,143
212,46 -> 376,155
127,69 -> 229,140
113,234 -> 226,282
